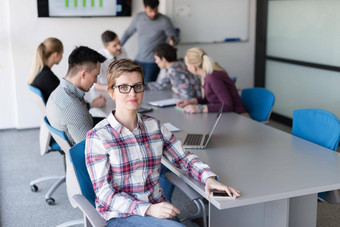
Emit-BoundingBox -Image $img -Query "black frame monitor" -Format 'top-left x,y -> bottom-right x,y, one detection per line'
37,0 -> 131,17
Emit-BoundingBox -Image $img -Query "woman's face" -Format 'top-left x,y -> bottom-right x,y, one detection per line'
154,55 -> 166,69
109,72 -> 144,112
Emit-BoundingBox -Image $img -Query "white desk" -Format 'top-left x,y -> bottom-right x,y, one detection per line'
91,89 -> 340,226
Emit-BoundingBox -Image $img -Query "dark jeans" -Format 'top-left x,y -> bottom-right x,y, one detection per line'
107,215 -> 184,227
135,60 -> 160,82
159,164 -> 175,202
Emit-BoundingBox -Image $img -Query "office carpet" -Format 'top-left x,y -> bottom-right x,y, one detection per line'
0,121 -> 339,226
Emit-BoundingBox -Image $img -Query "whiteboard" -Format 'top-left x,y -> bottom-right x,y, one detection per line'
170,0 -> 249,43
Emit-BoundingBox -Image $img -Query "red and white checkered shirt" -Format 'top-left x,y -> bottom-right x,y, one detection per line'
85,112 -> 216,220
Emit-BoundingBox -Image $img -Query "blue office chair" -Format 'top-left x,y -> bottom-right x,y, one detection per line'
28,84 -> 66,205
292,108 -> 340,203
241,87 -> 275,123
70,140 -> 207,227
44,117 -> 83,227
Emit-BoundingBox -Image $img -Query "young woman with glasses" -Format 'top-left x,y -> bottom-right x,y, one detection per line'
85,59 -> 240,227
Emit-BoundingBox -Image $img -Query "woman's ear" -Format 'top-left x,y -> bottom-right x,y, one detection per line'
108,87 -> 115,101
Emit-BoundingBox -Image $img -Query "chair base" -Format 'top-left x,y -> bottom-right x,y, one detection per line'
30,175 -> 66,205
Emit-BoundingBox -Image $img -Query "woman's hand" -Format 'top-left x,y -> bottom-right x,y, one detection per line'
177,98 -> 198,108
145,202 -> 180,219
205,177 -> 241,198
183,104 -> 200,114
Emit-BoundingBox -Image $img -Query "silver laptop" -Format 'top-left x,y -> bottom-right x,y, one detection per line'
176,104 -> 224,149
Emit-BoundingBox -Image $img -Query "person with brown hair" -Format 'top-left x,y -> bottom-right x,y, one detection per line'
120,0 -> 176,82
146,43 -> 201,99
28,37 -> 63,101
85,59 -> 240,227
95,30 -> 128,91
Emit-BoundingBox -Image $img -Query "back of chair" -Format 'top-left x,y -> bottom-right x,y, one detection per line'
292,109 -> 340,151
28,84 -> 46,113
70,140 -> 96,207
43,116 -> 81,208
241,88 -> 275,122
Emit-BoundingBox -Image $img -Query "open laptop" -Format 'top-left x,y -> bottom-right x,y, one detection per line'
175,104 -> 224,149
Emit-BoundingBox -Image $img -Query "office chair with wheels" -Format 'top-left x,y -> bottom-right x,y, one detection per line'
28,84 -> 66,205
241,87 -> 275,123
292,108 -> 340,203
70,140 -> 207,227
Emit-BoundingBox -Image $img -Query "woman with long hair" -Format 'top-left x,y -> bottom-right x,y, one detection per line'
28,37 -> 63,102
177,47 -> 248,115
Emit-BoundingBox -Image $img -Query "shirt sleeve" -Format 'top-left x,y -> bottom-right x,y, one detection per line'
121,15 -> 138,46
62,104 -> 93,144
146,73 -> 171,91
160,123 -> 217,183
85,131 -> 151,217
163,16 -> 176,38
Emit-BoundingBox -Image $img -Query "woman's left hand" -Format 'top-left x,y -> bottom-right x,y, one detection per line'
183,104 -> 200,114
205,177 -> 241,198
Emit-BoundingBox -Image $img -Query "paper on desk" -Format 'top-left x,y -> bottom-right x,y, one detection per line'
163,123 -> 180,132
148,98 -> 179,107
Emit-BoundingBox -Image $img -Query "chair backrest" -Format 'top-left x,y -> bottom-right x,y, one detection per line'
43,116 -> 71,151
241,88 -> 275,122
28,84 -> 46,113
292,109 -> 340,151
69,140 -> 96,207
44,116 -> 81,208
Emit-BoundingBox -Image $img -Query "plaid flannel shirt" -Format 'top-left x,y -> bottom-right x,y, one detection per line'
85,112 -> 216,220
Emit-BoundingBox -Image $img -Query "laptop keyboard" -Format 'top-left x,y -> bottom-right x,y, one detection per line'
184,134 -> 203,146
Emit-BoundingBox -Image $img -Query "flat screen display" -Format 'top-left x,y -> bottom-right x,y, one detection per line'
37,0 -> 131,17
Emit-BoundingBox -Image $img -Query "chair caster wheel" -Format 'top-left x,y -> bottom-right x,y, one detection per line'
46,198 -> 55,205
31,185 -> 38,192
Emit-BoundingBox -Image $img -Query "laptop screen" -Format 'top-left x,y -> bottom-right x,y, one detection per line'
203,104 -> 224,146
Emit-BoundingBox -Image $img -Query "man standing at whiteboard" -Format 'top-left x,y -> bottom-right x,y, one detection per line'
120,0 -> 177,82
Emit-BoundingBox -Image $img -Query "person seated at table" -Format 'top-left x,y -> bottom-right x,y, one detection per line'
46,46 -> 107,145
177,47 -> 248,115
85,59 -> 240,227
145,43 -> 201,99
27,37 -> 63,102
95,30 -> 128,91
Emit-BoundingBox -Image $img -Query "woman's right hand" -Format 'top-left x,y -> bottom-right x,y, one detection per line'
177,98 -> 197,107
145,202 -> 180,219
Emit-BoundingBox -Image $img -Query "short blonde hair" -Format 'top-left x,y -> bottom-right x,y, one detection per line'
185,47 -> 224,74
106,59 -> 144,88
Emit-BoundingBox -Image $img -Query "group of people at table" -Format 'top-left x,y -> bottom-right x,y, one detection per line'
27,0 -> 249,226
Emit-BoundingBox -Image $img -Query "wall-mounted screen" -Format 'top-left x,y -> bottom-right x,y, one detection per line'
37,0 -> 131,17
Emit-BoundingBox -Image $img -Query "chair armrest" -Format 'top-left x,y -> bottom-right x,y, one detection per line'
165,172 -> 202,201
72,194 -> 106,227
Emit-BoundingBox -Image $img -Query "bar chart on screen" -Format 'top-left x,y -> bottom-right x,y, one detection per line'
48,0 -> 117,16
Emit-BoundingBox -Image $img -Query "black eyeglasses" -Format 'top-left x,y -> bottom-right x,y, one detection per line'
112,83 -> 145,94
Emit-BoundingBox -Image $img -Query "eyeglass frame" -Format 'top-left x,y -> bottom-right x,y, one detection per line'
111,83 -> 145,94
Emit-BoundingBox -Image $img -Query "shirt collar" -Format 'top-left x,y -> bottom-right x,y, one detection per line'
107,111 -> 143,134
61,78 -> 85,99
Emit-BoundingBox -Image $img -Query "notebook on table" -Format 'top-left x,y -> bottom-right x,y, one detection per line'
148,98 -> 179,107
176,104 -> 224,149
